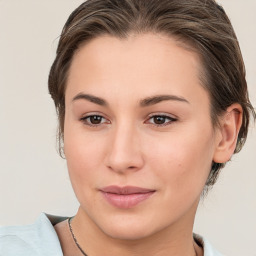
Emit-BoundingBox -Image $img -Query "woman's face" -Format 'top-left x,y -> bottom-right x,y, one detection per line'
64,33 -> 221,239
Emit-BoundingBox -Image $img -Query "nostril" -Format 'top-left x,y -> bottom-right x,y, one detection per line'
104,133 -> 144,173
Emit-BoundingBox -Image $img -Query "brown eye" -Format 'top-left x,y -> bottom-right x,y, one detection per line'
89,115 -> 103,124
81,114 -> 109,126
147,115 -> 177,126
153,116 -> 166,125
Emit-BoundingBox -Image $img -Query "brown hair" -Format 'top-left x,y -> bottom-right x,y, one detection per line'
48,0 -> 255,188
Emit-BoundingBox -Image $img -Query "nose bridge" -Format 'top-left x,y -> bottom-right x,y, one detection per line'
106,120 -> 143,173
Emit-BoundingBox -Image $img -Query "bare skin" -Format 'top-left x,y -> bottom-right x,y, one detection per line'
54,220 -> 81,256
60,33 -> 242,256
54,219 -> 203,256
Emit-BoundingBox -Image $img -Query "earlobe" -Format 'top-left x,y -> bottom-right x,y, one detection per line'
213,103 -> 243,164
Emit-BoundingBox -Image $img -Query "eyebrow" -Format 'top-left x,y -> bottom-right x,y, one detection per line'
72,93 -> 108,106
139,95 -> 189,107
72,93 -> 189,107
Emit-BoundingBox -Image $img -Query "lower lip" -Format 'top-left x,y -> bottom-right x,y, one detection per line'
101,191 -> 155,209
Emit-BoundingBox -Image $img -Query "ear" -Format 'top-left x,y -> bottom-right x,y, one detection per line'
213,103 -> 243,164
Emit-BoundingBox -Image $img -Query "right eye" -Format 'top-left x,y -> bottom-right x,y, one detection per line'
145,114 -> 178,127
80,115 -> 110,127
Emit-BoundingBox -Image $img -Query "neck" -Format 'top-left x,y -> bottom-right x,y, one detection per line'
71,205 -> 202,256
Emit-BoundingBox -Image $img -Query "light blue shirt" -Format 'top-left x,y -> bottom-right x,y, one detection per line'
0,213 -> 224,256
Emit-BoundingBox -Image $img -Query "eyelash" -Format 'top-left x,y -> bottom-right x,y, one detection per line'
80,114 -> 109,127
80,113 -> 177,127
146,114 -> 178,127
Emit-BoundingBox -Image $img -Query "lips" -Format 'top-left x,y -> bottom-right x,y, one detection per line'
100,186 -> 155,209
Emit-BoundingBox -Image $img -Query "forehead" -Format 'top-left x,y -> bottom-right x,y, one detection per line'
66,33 -> 208,107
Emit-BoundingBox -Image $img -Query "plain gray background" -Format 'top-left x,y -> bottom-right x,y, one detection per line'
0,1 -> 255,255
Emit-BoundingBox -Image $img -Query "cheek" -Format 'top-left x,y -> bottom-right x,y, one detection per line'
146,125 -> 214,192
64,133 -> 109,213
64,125 -> 105,192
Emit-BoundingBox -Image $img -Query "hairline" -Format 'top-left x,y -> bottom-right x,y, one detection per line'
62,31 -> 219,128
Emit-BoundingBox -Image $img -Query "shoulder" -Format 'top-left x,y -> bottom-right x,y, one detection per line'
194,234 -> 226,256
0,213 -> 65,256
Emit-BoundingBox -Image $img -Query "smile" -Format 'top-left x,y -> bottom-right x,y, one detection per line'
100,186 -> 156,209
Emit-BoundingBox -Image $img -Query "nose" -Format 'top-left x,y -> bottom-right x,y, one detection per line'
105,124 -> 144,174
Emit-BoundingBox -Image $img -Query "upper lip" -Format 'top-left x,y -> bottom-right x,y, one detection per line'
100,186 -> 155,195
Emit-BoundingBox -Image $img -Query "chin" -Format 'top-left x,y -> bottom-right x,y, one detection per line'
103,225 -> 153,241
95,214 -> 163,241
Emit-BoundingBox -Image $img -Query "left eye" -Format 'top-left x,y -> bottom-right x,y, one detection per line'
80,115 -> 108,126
147,115 -> 177,126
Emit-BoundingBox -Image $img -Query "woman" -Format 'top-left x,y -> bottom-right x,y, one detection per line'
0,0 -> 255,255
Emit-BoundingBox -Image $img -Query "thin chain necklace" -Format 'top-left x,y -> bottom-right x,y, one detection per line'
68,217 -> 88,256
68,217 -> 198,256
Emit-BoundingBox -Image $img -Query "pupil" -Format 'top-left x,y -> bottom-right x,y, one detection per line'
154,116 -> 165,124
90,115 -> 102,124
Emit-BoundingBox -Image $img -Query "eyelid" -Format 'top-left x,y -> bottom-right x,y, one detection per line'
147,112 -> 177,119
145,112 -> 178,126
80,112 -> 111,126
79,111 -> 177,127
